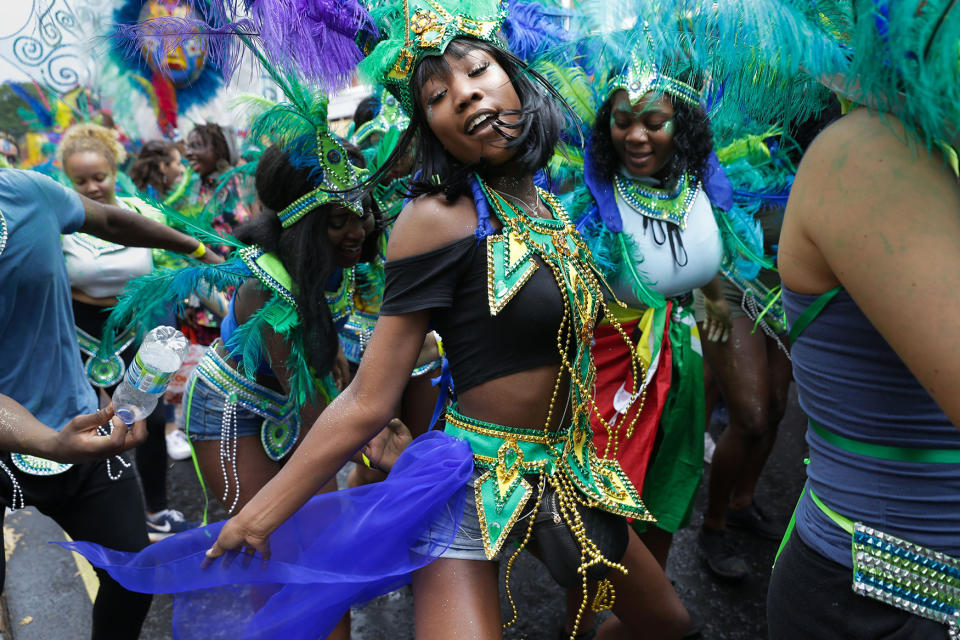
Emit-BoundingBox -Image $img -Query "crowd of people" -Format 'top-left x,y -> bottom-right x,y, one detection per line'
0,0 -> 957,639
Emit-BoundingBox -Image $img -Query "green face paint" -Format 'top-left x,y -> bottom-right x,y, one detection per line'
610,110 -> 676,137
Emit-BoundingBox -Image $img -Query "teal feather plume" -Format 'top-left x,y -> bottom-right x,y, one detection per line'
96,257 -> 250,361
136,194 -> 246,251
532,60 -> 600,126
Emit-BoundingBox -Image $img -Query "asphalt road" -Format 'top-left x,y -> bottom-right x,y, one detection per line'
3,384 -> 808,640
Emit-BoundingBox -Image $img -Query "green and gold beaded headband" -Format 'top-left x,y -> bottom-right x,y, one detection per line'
358,0 -> 507,115
276,130 -> 368,228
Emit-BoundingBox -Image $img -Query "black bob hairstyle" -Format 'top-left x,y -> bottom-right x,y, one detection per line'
358,37 -> 573,207
234,144 -> 381,377
590,88 -> 715,188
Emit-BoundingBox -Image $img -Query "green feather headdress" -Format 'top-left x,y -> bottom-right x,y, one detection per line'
605,28 -> 702,107
358,0 -> 508,114
234,42 -> 369,227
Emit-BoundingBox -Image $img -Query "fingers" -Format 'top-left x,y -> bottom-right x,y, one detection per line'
68,405 -> 115,432
126,417 -> 149,447
386,418 -> 411,437
203,541 -> 270,570
202,543 -> 224,569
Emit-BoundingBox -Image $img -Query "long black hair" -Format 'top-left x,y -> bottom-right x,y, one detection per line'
590,92 -> 714,187
358,37 -> 572,208
234,144 -> 381,376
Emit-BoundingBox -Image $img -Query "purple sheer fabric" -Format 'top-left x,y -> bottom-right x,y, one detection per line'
58,431 -> 472,639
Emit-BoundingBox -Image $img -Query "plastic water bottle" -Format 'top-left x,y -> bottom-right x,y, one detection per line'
112,326 -> 188,425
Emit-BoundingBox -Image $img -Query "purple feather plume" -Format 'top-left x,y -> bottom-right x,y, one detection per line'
502,1 -> 571,62
247,0 -> 377,90
113,16 -> 254,83
113,0 -> 376,91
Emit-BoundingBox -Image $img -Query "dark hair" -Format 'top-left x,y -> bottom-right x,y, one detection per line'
361,37 -> 570,205
353,96 -> 381,129
189,123 -> 231,165
129,140 -> 178,195
590,92 -> 714,187
234,145 -> 381,377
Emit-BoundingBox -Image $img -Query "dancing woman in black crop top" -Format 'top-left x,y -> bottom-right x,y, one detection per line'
206,35 -> 689,640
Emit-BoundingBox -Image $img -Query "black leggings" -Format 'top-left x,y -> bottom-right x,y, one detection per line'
135,404 -> 168,513
768,531 -> 947,639
0,455 -> 152,639
73,299 -> 169,513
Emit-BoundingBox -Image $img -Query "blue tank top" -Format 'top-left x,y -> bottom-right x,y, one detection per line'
783,285 -> 960,567
219,294 -> 274,377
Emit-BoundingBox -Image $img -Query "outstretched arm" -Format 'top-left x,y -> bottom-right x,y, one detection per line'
79,195 -> 222,265
205,193 -> 476,560
0,395 -> 147,462
207,310 -> 429,560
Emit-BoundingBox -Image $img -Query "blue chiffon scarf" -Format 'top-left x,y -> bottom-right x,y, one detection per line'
58,431 -> 473,639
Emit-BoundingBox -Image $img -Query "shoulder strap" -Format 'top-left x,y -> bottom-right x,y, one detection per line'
788,285 -> 842,344
239,245 -> 297,308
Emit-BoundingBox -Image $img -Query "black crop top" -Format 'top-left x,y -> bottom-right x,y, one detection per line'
381,235 -> 567,393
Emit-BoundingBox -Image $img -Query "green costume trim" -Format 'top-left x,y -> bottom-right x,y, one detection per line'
465,177 -> 652,560
606,33 -> 701,106
613,172 -> 700,230
788,286 -> 842,344
809,419 -> 960,465
76,325 -> 137,389
195,343 -> 301,462
239,245 -> 297,308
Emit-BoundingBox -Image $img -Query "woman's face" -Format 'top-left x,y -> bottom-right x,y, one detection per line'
609,90 -> 676,180
65,150 -> 117,205
418,47 -> 523,167
159,148 -> 185,186
326,204 -> 375,268
185,131 -> 219,178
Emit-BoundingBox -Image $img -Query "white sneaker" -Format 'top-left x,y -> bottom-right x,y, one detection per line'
704,432 -> 717,464
165,429 -> 192,461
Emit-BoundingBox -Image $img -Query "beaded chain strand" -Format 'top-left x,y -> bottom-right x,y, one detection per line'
219,399 -> 241,513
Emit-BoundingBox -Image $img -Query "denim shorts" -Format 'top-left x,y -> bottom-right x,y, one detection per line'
183,373 -> 263,441
424,468 -> 537,562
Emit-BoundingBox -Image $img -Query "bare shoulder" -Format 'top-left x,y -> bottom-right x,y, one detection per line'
386,193 -> 480,261
782,109 -> 960,291
233,277 -> 271,324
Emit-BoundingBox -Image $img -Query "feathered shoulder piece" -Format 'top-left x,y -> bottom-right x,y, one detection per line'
96,203 -> 336,409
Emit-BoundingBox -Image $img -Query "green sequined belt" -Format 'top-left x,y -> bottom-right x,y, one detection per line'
443,406 -> 652,559
77,326 -> 137,389
194,343 -> 299,461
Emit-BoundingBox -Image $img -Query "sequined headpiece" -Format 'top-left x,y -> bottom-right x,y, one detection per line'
359,0 -> 508,115
266,94 -> 368,228
276,131 -> 367,228
353,89 -> 410,149
606,38 -> 701,107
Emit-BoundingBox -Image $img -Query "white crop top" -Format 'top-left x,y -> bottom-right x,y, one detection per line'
63,202 -> 153,298
610,183 -> 723,305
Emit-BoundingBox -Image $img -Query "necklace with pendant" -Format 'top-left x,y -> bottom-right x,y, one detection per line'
613,172 -> 700,230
